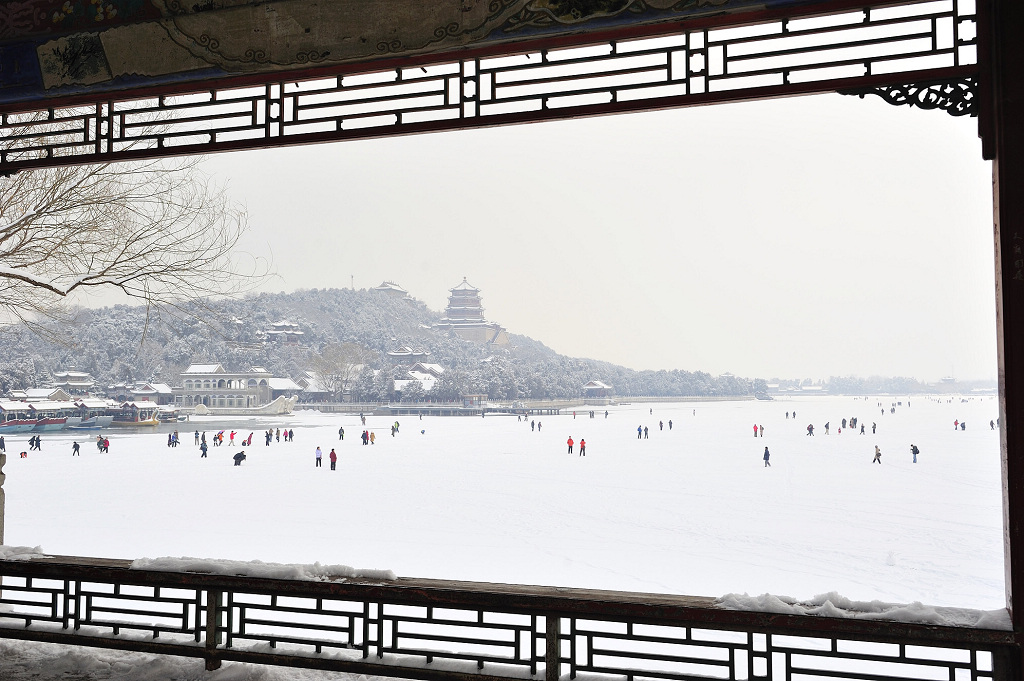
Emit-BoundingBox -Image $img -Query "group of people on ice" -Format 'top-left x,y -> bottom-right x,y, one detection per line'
775,406 -> 932,466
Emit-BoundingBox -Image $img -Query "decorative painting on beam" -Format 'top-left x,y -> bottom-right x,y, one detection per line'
0,0 -> 818,107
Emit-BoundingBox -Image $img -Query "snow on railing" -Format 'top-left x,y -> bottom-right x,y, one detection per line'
0,551 -> 1015,678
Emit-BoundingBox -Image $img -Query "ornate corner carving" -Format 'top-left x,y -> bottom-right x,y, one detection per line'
839,78 -> 977,117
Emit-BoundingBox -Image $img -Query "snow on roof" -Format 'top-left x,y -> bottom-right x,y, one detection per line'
24,388 -> 63,399
249,366 -> 271,374
388,346 -> 429,358
300,372 -> 331,393
268,377 -> 301,391
584,380 -> 612,389
411,362 -> 444,374
450,277 -> 479,292
76,398 -> 116,408
133,383 -> 174,395
183,363 -> 224,374
26,400 -> 80,410
407,371 -> 438,384
0,401 -> 34,411
373,280 -> 408,293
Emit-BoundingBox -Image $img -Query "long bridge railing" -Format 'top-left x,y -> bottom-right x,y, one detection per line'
0,555 -> 1015,680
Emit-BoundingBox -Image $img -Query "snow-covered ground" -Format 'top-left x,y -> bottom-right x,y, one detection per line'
3,395 -> 1003,609
0,395 -> 1005,678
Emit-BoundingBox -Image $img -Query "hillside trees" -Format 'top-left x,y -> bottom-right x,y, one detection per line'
308,342 -> 375,399
0,157 -> 263,336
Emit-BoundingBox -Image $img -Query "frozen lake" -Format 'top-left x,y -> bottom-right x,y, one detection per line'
2,395 -> 1004,610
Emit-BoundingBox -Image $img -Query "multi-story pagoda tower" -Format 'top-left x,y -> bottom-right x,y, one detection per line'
435,278 -> 509,345
443,278 -> 485,324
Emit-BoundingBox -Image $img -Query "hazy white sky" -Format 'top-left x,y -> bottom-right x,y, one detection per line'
201,92 -> 996,382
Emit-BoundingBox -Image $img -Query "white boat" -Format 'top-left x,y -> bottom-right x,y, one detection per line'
69,415 -> 114,430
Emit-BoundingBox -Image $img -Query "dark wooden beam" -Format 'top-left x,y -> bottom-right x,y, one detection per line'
992,0 -> 1024,658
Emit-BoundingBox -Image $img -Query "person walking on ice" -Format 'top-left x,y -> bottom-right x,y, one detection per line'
567,436 -> 574,454
753,423 -> 758,437
763,446 -> 771,467
339,426 -> 345,440
911,444 -> 919,463
873,445 -> 882,464
579,439 -> 586,456
329,448 -> 337,470
72,441 -> 80,456
315,446 -> 323,467
637,425 -> 643,439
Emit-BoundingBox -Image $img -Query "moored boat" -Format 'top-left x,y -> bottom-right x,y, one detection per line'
0,402 -> 36,433
70,415 -> 114,430
32,417 -> 67,431
108,401 -> 160,427
30,401 -> 82,431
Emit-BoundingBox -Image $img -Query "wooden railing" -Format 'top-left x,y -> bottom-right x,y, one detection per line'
0,555 -> 1016,680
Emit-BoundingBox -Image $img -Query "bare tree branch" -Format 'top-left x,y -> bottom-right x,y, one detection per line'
0,152 -> 269,341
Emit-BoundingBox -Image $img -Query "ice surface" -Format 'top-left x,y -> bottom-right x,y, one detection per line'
2,396 -> 1005,609
0,396 -> 1009,678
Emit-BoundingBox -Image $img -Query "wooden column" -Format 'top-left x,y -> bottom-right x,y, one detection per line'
992,0 -> 1024,652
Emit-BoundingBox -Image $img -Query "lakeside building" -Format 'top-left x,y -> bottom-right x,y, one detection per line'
130,383 -> 175,405
434,278 -> 510,345
10,388 -> 73,402
178,363 -> 281,408
583,380 -> 613,399
265,320 -> 304,345
372,281 -> 410,298
51,371 -> 95,395
387,346 -> 431,363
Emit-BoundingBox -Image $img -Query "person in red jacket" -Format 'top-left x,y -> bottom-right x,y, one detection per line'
579,439 -> 586,456
329,448 -> 338,470
567,436 -> 574,454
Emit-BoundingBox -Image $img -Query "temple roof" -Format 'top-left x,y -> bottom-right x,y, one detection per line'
450,277 -> 479,293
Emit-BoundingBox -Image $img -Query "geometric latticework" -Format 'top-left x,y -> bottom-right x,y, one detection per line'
0,0 -> 978,173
